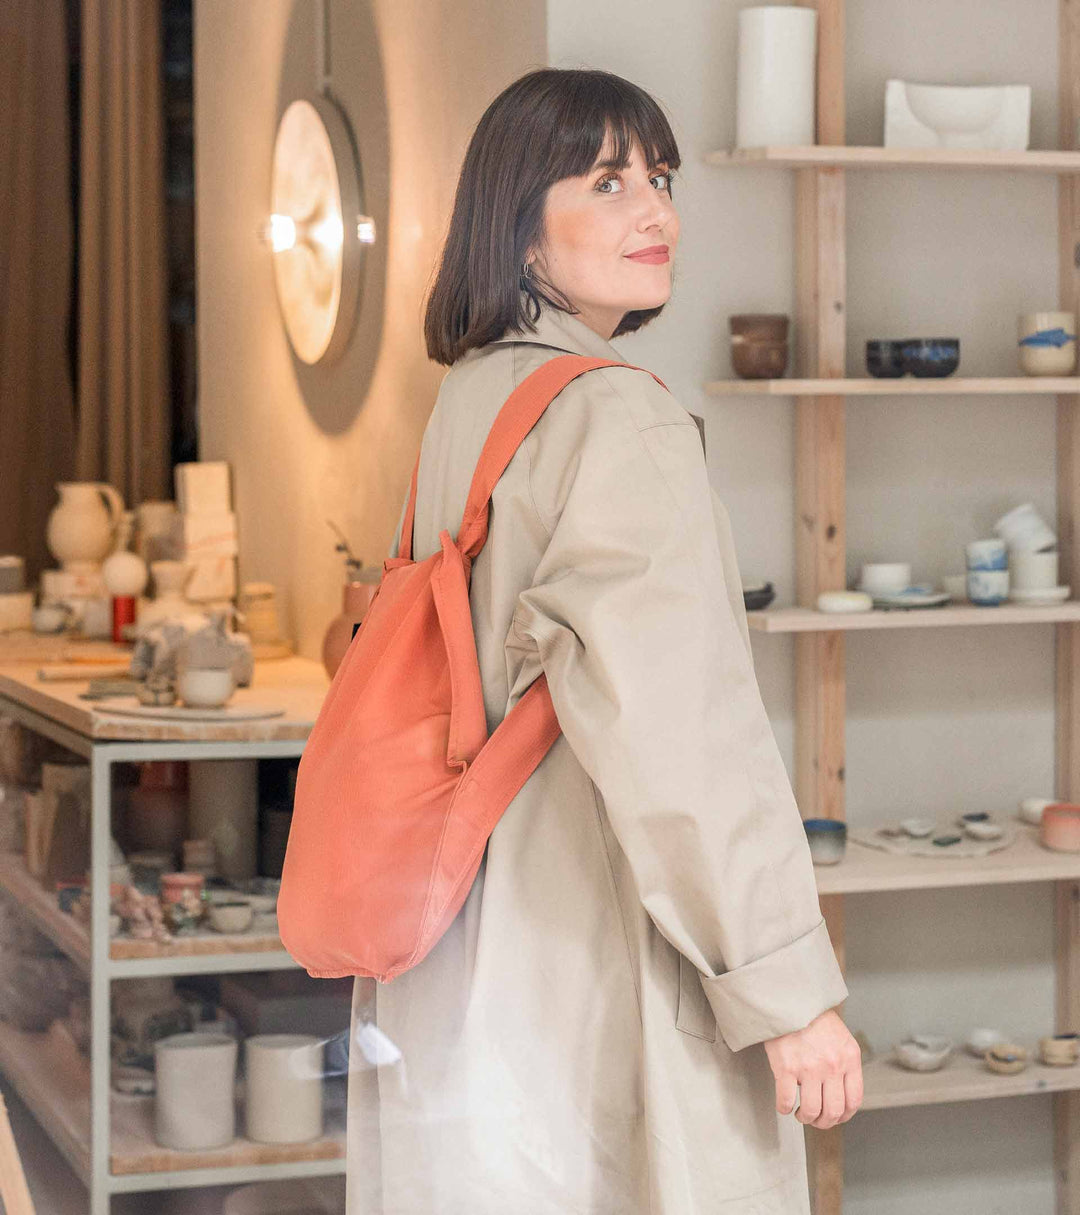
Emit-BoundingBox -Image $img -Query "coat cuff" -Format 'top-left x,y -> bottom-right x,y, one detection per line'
700,917 -> 849,1053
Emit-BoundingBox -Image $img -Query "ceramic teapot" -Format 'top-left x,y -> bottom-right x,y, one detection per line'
46,482 -> 125,570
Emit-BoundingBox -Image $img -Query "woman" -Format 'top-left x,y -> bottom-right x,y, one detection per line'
346,68 -> 862,1215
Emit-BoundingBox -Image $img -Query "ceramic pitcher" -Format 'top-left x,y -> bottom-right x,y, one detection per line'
46,482 -> 125,570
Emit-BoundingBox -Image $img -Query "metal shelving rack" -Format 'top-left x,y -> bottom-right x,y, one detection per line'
705,2 -> 1080,1211
0,658 -> 341,1214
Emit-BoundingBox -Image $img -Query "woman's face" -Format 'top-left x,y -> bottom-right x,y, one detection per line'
526,132 -> 680,340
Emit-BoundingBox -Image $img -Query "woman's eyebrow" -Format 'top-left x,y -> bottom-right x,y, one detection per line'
592,155 -> 668,171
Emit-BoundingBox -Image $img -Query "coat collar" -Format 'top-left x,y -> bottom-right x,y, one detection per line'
484,291 -> 708,459
486,292 -> 626,361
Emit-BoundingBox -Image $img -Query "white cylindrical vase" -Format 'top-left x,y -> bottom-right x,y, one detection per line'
736,6 -> 818,148
154,1032 -> 237,1150
188,759 -> 258,881
244,1034 -> 325,1144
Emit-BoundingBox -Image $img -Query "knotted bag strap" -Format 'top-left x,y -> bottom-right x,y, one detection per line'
398,354 -> 670,562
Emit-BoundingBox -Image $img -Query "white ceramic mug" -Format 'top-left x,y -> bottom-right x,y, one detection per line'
1018,311 -> 1077,376
244,1034 -> 325,1144
1010,548 -> 1059,591
154,1032 -> 237,1150
993,502 -> 1057,553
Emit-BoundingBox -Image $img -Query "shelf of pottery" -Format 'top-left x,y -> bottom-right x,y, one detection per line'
709,4 -> 1080,1213
0,449 -> 386,1208
0,713 -> 364,1213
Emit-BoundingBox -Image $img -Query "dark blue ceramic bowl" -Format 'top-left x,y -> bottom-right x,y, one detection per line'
901,338 -> 960,377
866,339 -> 906,378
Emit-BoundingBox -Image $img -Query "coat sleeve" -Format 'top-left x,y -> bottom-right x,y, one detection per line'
508,368 -> 848,1053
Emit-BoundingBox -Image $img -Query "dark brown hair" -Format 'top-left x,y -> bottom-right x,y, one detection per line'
423,68 -> 681,366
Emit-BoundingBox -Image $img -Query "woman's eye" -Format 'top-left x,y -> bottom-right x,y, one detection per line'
596,169 -> 675,194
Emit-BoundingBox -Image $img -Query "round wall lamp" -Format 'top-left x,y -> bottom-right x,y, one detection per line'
259,96 -> 376,365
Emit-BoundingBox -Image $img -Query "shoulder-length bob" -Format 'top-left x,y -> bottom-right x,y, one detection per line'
423,68 -> 682,366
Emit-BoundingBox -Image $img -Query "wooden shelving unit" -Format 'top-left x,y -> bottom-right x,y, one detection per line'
704,2 -> 1080,1210
0,656 -> 337,1212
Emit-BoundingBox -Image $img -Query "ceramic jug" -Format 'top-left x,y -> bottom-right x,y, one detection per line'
46,482 -> 125,570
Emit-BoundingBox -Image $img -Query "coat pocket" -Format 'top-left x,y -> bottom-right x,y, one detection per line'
675,951 -> 718,1042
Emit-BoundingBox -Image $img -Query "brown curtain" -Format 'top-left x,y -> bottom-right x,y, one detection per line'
77,0 -> 171,507
0,0 -> 77,587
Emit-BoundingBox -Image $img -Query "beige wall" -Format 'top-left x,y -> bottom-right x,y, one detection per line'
198,1 -> 1061,1209
547,2 -> 1061,1212
193,0 -> 545,658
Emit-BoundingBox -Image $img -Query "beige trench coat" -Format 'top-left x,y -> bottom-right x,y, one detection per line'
346,295 -> 849,1215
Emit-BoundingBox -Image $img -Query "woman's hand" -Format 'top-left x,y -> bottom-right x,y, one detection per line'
761,1009 -> 863,1129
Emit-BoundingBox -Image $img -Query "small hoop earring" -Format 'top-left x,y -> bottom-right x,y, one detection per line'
521,260 -> 532,279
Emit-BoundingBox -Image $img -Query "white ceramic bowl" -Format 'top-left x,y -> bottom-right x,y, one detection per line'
177,666 -> 235,709
209,901 -> 254,934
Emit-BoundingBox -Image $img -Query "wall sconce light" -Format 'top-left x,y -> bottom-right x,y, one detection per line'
258,95 -> 376,365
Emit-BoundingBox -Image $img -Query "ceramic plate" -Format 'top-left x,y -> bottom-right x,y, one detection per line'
867,587 -> 951,609
92,698 -> 286,722
1008,585 -> 1070,605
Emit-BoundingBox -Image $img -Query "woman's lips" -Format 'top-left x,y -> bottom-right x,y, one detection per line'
625,247 -> 670,264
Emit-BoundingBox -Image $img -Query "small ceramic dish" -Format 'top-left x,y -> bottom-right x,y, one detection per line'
963,820 -> 1003,840
177,666 -> 236,709
743,581 -> 776,611
985,1042 -> 1028,1074
900,817 -> 935,838
966,1027 -> 1006,1057
208,900 -> 254,934
1039,1033 -> 1080,1065
894,1033 -> 952,1071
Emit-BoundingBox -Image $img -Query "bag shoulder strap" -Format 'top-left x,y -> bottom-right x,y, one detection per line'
399,354 -> 669,562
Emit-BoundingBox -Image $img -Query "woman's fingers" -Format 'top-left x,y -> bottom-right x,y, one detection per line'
775,1072 -> 799,1115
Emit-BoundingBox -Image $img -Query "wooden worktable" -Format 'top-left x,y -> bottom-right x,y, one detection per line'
0,654 -> 331,742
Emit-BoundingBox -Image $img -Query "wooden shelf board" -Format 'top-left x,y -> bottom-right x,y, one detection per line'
815,821 -> 1080,895
0,1021 -> 90,1183
861,1046 -> 1080,1111
704,145 -> 1080,173
109,924 -> 287,962
0,852 -> 90,970
109,1088 -> 345,1176
747,602 -> 1080,632
705,377 -> 1080,396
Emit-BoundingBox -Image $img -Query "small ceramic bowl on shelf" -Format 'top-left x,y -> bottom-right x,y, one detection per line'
902,338 -> 960,377
1038,1033 -> 1080,1066
208,900 -> 254,934
803,818 -> 846,864
742,580 -> 775,611
984,1042 -> 1029,1074
729,315 -> 790,379
866,340 -> 906,378
894,1033 -> 952,1072
1040,802 -> 1080,852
